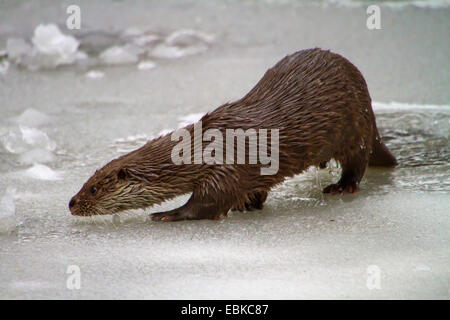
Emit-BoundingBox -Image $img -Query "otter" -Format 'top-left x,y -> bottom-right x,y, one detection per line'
69,48 -> 397,221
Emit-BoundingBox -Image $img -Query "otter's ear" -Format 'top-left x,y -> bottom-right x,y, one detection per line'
117,168 -> 128,180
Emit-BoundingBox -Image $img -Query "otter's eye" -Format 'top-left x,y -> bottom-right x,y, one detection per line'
90,186 -> 97,195
117,168 -> 127,180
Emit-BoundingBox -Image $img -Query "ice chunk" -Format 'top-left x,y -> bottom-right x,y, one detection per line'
31,24 -> 80,66
0,51 -> 9,76
0,59 -> 9,76
1,130 -> 29,154
1,126 -> 56,154
85,70 -> 105,79
18,148 -> 56,165
20,126 -> 56,151
0,188 -> 17,234
150,43 -> 207,59
16,108 -> 51,127
6,38 -> 32,61
166,29 -> 214,46
137,60 -> 155,71
24,164 -> 62,180
99,46 -> 138,65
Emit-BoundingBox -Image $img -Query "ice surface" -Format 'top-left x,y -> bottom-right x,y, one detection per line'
24,164 -> 62,180
0,0 -> 448,300
0,188 -> 17,234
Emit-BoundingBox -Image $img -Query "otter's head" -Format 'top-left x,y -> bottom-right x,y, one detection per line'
68,159 -> 159,216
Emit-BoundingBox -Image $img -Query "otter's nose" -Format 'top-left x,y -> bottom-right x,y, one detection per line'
69,197 -> 77,209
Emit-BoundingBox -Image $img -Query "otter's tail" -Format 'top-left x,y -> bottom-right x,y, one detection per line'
369,138 -> 398,167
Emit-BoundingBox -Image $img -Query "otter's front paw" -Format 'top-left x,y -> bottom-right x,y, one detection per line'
150,208 -> 190,222
323,181 -> 358,194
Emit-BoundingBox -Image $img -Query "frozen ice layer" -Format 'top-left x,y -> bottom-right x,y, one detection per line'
24,164 -> 62,180
31,24 -> 80,66
0,188 -> 17,234
100,46 -> 139,65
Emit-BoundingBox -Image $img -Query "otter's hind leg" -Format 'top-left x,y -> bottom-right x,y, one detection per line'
323,149 -> 369,194
231,191 -> 268,212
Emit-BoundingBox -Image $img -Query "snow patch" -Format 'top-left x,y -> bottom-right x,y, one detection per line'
24,164 -> 62,180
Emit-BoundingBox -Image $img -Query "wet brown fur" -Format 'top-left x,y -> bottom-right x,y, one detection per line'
69,48 -> 397,220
